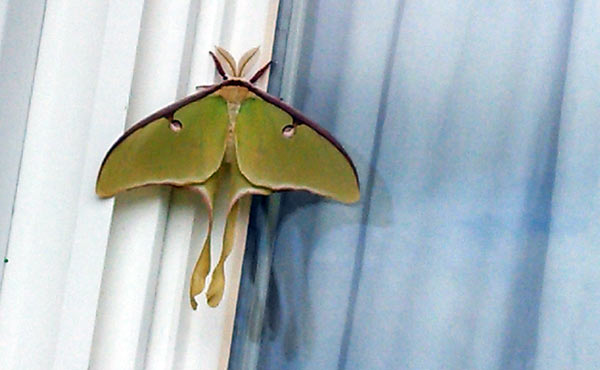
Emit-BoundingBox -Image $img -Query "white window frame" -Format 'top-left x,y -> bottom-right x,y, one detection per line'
0,1 -> 279,369
0,0 -> 46,288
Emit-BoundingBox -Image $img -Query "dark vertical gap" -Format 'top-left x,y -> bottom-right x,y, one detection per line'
336,1 -> 406,369
265,0 -> 295,99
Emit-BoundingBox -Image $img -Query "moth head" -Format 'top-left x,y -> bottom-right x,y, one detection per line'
210,46 -> 271,84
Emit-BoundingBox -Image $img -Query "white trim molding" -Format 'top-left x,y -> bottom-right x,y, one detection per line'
0,0 -> 47,288
0,1 -> 279,369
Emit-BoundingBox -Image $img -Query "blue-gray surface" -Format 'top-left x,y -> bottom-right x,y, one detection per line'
233,0 -> 600,369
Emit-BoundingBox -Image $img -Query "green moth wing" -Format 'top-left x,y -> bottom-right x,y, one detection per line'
96,85 -> 234,310
96,92 -> 229,197
235,86 -> 360,204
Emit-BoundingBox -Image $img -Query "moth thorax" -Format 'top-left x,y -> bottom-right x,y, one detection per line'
224,101 -> 239,164
218,85 -> 250,104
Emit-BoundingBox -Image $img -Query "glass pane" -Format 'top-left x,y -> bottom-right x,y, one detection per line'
232,0 -> 588,369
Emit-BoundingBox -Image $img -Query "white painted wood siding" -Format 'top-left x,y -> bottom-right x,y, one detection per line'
0,1 -> 279,369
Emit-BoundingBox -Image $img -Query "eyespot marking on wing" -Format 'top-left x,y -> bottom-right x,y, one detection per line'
169,119 -> 183,132
281,124 -> 296,138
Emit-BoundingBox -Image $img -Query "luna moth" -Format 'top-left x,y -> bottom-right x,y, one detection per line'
96,47 -> 359,309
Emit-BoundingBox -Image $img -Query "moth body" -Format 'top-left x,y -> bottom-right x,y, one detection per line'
95,47 -> 359,309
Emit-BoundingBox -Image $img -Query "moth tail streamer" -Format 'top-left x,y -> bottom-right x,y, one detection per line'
187,171 -> 221,310
205,199 -> 242,307
189,219 -> 212,310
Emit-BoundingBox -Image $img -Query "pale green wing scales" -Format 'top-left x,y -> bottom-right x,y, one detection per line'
234,96 -> 360,203
96,95 -> 229,197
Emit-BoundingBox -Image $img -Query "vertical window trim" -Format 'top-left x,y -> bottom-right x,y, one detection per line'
0,0 -> 47,288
